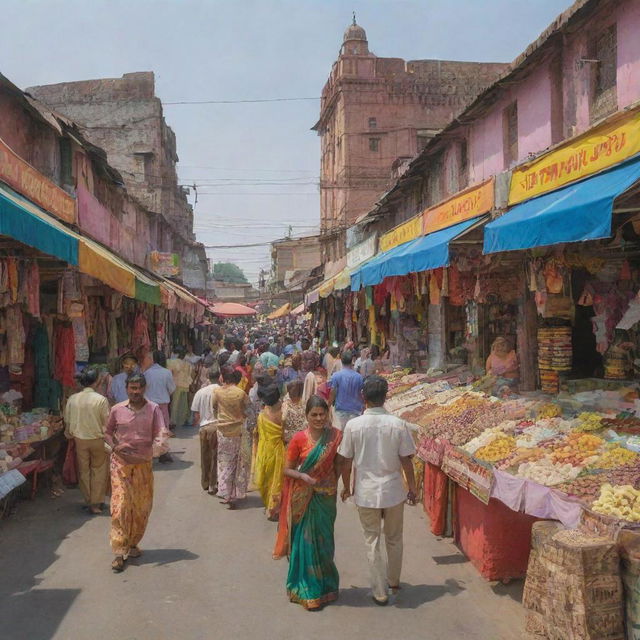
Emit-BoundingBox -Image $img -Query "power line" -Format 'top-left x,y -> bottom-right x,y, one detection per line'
163,97 -> 321,105
178,165 -> 316,174
196,192 -> 318,196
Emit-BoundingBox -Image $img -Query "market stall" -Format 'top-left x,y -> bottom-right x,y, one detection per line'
382,369 -> 640,588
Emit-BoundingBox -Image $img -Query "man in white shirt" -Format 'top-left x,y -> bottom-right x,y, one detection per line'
338,375 -> 417,606
192,367 -> 220,493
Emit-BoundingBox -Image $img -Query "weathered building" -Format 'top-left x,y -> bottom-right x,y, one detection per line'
26,72 -> 208,293
270,234 -> 321,293
313,19 -> 509,264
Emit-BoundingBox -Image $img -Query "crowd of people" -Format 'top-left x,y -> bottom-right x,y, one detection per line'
62,321 -> 418,609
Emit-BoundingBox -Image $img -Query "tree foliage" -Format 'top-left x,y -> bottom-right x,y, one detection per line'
212,262 -> 249,284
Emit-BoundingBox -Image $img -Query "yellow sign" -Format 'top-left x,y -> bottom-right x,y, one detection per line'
379,215 -> 422,253
509,108 -> 640,205
423,178 -> 494,234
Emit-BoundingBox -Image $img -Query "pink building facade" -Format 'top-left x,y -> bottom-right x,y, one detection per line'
358,0 -> 640,236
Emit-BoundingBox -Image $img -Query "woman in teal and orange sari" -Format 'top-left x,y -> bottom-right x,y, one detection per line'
273,395 -> 343,610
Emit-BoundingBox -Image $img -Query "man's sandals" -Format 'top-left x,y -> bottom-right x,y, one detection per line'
112,547 -> 142,572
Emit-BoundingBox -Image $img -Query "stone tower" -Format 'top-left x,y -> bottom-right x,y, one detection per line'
313,19 -> 509,263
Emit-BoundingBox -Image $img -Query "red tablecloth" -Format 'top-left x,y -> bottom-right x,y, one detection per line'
454,484 -> 541,581
423,462 -> 449,536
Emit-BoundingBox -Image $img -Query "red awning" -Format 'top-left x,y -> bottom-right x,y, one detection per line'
209,302 -> 258,317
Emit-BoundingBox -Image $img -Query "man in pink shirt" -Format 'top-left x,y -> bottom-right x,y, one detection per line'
105,373 -> 167,573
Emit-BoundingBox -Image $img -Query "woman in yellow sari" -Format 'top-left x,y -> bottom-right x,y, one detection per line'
254,384 -> 285,521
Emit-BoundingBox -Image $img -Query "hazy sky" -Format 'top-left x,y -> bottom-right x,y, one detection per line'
1,0 -> 570,284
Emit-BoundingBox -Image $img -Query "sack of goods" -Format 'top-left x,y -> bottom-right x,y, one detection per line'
523,521 -> 625,640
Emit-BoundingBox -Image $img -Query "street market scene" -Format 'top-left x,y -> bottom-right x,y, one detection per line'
3,0 -> 640,638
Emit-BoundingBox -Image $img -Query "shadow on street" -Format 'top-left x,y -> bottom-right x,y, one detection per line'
335,578 -> 466,609
131,548 -> 199,567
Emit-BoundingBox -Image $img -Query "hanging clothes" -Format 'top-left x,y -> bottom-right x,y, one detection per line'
6,305 -> 25,366
28,262 -> 40,318
54,323 -> 76,388
33,323 -> 54,409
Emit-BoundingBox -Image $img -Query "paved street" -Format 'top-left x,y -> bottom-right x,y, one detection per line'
1,428 -> 524,640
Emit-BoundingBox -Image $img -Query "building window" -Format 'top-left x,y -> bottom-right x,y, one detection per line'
502,102 -> 518,167
459,139 -> 469,189
59,137 -> 73,186
590,24 -> 617,122
368,117 -> 377,129
369,138 -> 380,152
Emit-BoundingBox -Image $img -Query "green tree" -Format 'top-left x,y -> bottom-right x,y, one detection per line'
212,262 -> 249,284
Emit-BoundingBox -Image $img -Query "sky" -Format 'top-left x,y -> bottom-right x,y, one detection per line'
0,0 -> 570,284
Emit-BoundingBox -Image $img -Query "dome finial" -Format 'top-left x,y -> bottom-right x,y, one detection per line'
352,11 -> 356,26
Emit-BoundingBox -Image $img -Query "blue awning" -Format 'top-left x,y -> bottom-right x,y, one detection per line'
483,154 -> 640,254
0,184 -> 79,265
351,217 -> 481,290
351,243 -> 407,290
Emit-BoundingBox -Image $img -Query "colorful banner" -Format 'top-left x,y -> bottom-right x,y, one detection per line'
509,108 -> 640,205
423,178 -> 494,234
0,137 -> 75,223
379,215 -> 422,253
148,251 -> 181,277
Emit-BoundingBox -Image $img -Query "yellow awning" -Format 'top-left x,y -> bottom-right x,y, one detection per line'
78,240 -> 136,298
318,276 -> 337,298
334,267 -> 351,291
267,302 -> 291,320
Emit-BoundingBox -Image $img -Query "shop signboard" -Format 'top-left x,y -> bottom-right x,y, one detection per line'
379,215 -> 422,253
509,107 -> 640,205
0,137 -> 76,223
347,234 -> 377,268
148,251 -> 181,277
422,177 -> 494,235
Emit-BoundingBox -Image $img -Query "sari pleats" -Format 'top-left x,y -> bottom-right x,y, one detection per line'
287,492 -> 339,609
254,413 -> 285,517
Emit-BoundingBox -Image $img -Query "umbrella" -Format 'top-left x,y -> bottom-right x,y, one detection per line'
210,302 -> 258,318
266,302 -> 291,320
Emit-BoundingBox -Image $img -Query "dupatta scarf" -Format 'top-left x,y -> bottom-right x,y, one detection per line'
273,426 -> 342,559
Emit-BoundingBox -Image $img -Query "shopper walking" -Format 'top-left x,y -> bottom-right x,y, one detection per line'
63,368 -> 110,515
254,384 -> 285,521
338,375 -> 417,606
192,367 -> 220,493
282,380 -> 306,444
167,347 -> 194,428
274,395 -> 343,610
299,337 -> 320,375
106,373 -> 167,572
143,350 -> 175,462
212,365 -> 250,509
108,354 -> 139,405
328,350 -> 364,430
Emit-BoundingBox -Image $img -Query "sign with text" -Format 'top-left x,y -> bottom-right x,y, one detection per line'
423,178 -> 494,234
509,108 -> 640,205
379,215 -> 422,253
148,251 -> 180,277
347,234 -> 377,268
0,137 -> 75,223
